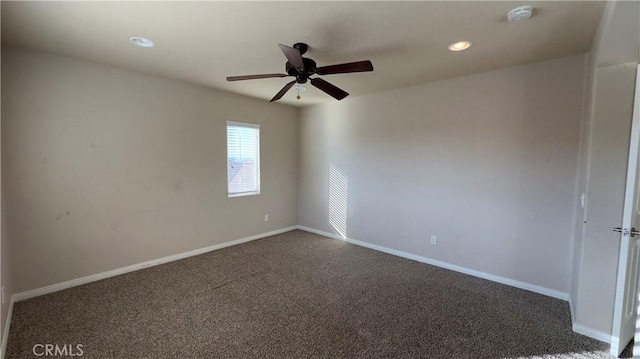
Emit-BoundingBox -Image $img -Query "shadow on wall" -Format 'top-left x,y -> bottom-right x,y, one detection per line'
328,163 -> 348,239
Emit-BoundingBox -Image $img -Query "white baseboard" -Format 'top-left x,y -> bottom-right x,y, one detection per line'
1,297 -> 15,359
568,295 -> 576,323
573,322 -> 612,344
610,336 -> 621,355
297,225 -> 570,301
12,226 -> 297,303
568,297 -> 611,344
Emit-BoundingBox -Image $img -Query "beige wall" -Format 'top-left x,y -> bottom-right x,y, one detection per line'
0,42 -> 12,345
570,0 -> 640,337
575,63 -> 636,333
298,55 -> 586,294
1,199 -> 10,345
1,46 -> 299,293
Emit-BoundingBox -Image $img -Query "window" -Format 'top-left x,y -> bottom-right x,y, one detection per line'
227,121 -> 260,197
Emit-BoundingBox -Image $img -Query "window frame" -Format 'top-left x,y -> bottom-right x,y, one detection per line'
226,121 -> 261,198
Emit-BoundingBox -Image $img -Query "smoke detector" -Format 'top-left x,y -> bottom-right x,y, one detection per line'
507,5 -> 533,23
129,36 -> 155,48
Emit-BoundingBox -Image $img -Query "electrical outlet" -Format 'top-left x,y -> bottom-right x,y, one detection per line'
264,215 -> 269,222
430,236 -> 437,245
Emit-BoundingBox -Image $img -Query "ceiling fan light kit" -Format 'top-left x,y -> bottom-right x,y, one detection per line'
226,42 -> 373,102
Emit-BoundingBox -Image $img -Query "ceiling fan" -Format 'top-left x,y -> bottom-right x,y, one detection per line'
226,43 -> 373,102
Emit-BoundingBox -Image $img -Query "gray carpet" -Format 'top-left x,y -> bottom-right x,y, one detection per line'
5,230 -> 624,358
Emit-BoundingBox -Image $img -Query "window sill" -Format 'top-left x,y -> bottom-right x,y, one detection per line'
228,191 -> 260,198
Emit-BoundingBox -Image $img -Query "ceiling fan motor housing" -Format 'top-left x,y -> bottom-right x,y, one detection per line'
286,57 -> 317,83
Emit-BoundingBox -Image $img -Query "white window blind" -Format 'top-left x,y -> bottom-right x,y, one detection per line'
227,121 -> 260,197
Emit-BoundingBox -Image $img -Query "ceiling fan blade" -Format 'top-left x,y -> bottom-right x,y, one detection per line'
278,44 -> 305,70
316,60 -> 373,75
226,73 -> 288,81
310,78 -> 349,100
270,80 -> 297,102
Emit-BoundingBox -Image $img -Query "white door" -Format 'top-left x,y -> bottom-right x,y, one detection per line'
611,64 -> 640,357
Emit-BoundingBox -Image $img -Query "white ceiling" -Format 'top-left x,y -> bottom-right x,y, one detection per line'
1,1 -> 605,107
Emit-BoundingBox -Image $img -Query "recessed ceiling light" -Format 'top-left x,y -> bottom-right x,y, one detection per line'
448,41 -> 472,52
129,36 -> 155,48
